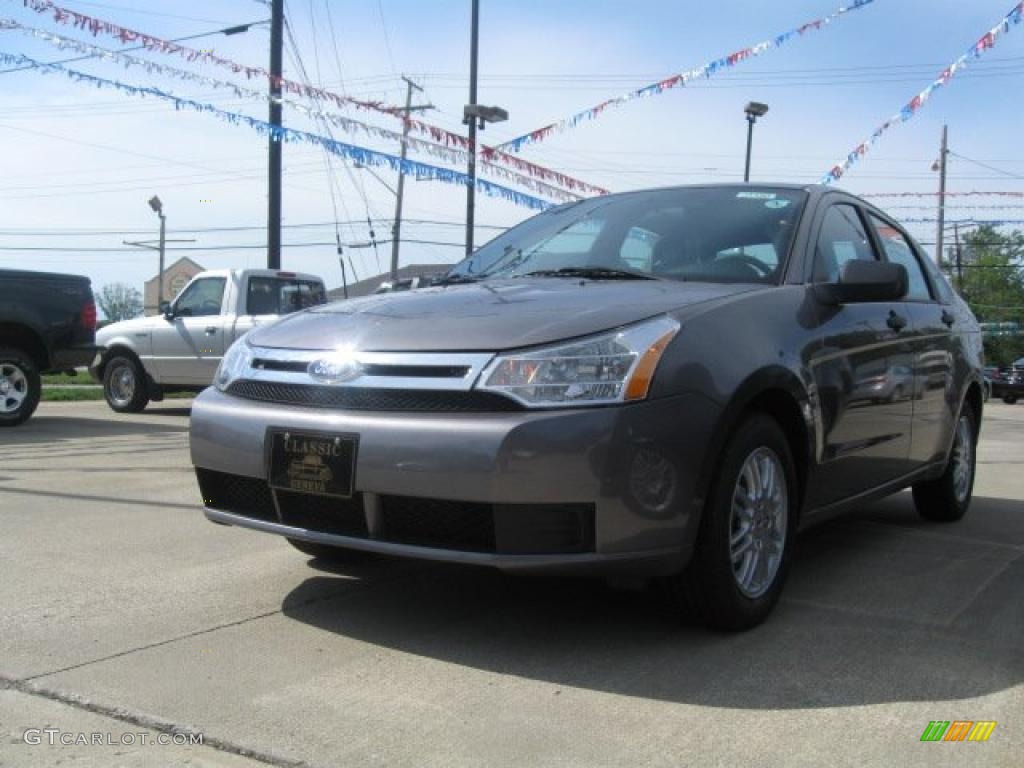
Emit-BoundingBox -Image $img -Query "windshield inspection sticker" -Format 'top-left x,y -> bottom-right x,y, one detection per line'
764,199 -> 791,209
736,191 -> 776,200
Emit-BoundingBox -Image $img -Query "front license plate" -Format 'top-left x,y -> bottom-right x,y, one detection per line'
268,429 -> 358,498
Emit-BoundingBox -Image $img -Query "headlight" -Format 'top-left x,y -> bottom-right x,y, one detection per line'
477,316 -> 680,407
214,338 -> 253,392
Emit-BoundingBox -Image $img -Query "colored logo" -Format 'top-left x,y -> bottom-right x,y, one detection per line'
308,357 -> 361,383
920,721 -> 997,742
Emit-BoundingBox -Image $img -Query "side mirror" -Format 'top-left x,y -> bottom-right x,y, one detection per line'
160,301 -> 174,320
814,260 -> 908,305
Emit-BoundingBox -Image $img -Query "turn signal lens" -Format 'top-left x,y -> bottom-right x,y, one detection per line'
624,329 -> 678,401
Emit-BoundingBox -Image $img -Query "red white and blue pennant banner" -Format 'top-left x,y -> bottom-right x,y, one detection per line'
12,1 -> 609,197
0,20 -> 588,201
496,0 -> 875,153
823,2 -> 1024,183
0,51 -> 556,211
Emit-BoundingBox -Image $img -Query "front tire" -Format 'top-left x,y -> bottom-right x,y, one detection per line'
667,413 -> 798,631
0,347 -> 41,427
103,355 -> 149,413
912,404 -> 977,522
1004,395 -> 1017,405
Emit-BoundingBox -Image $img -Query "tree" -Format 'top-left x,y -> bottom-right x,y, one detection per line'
97,282 -> 144,323
952,226 -> 1024,367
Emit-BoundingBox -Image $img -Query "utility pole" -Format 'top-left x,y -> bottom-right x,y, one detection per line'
934,124 -> 948,266
267,0 -> 283,270
465,0 -> 480,256
390,76 -> 432,281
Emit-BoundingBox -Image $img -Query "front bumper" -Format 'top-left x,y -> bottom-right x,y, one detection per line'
189,386 -> 721,575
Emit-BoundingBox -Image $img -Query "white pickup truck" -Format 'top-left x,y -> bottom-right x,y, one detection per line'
91,268 -> 325,412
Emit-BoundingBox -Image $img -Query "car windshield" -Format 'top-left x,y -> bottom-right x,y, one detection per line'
447,187 -> 808,285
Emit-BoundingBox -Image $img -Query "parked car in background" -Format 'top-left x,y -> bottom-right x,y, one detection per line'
191,184 -> 984,630
991,366 -> 1024,404
91,268 -> 324,413
0,268 -> 97,426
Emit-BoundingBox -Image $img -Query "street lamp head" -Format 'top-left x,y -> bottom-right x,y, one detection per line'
148,195 -> 163,214
744,101 -> 770,119
463,104 -> 509,128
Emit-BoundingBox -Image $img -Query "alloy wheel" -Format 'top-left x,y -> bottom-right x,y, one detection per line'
729,446 -> 788,598
0,362 -> 28,414
108,363 -> 136,408
951,414 -> 973,504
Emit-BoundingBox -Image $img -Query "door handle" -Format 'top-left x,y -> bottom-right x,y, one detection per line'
941,309 -> 955,327
205,326 -> 218,335
886,310 -> 907,332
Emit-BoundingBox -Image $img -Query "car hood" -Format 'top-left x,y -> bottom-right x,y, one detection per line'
96,314 -> 158,344
247,278 -> 762,352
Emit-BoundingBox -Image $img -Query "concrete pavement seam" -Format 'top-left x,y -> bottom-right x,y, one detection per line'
0,676 -> 309,768
17,565 -> 422,684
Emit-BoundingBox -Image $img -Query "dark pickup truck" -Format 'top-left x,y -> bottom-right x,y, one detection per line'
0,268 -> 97,426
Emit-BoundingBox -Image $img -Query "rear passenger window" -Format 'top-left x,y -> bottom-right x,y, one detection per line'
868,214 -> 932,301
813,204 -> 877,282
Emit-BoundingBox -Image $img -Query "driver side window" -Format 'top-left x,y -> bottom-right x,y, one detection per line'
813,204 -> 878,283
174,278 -> 225,317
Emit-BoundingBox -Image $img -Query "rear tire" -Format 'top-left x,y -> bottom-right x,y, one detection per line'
912,403 -> 977,523
287,538 -> 373,562
0,347 -> 41,427
1004,395 -> 1017,405
103,355 -> 149,413
665,413 -> 798,631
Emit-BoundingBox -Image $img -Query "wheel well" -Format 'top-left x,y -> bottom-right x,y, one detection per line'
744,388 -> 811,508
964,380 -> 983,437
0,323 -> 48,370
97,345 -> 143,380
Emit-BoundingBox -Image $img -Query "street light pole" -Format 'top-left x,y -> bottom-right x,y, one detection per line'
157,210 -> 166,306
934,124 -> 949,266
743,102 -> 769,182
267,0 -> 284,270
465,0 -> 480,256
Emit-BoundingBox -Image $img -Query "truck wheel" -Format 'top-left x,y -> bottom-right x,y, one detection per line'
913,404 -> 976,523
1004,395 -> 1017,405
664,413 -> 798,631
0,347 -> 42,427
103,355 -> 149,413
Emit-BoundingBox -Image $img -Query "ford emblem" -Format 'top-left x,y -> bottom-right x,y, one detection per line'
308,357 -> 361,383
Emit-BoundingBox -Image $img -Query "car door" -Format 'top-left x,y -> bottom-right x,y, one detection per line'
866,213 -> 956,467
150,276 -> 227,385
805,202 -> 915,508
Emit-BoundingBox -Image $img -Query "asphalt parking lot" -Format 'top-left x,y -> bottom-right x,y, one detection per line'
1,400 -> 1021,767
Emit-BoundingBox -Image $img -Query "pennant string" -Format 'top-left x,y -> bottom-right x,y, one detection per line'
822,2 -> 1024,183
495,0 -> 876,153
12,1 -> 608,196
0,50 -> 555,211
0,20 -> 583,202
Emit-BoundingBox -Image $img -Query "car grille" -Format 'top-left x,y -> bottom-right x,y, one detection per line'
276,490 -> 368,537
197,469 -> 595,555
197,468 -> 277,523
226,380 -> 523,412
379,496 -> 496,552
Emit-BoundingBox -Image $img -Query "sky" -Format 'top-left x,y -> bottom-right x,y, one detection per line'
0,0 -> 1022,297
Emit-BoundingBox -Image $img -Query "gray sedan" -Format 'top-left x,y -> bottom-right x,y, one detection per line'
190,184 -> 984,630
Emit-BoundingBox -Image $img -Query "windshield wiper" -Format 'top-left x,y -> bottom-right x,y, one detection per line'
517,267 -> 657,281
432,273 -> 483,286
